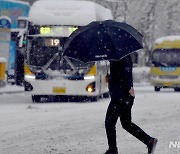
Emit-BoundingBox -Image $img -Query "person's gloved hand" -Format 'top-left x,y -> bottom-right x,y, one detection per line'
129,87 -> 135,97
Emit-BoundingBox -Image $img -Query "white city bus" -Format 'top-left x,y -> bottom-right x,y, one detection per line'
24,0 -> 113,102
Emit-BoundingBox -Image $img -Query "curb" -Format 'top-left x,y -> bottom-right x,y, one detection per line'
0,85 -> 24,94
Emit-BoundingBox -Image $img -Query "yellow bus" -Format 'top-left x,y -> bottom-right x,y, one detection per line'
150,36 -> 180,91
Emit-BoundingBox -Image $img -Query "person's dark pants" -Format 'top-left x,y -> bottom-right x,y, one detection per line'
105,94 -> 151,150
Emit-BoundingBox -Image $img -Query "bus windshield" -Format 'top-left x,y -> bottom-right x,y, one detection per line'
151,49 -> 180,67
27,37 -> 94,75
27,37 -> 60,67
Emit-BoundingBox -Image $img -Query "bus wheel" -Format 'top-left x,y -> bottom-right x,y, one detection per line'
103,92 -> 110,98
174,88 -> 180,92
154,86 -> 160,92
32,95 -> 41,103
90,96 -> 99,102
24,81 -> 33,91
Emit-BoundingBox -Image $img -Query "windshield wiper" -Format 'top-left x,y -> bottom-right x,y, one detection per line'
63,56 -> 78,73
152,61 -> 168,67
160,62 -> 168,66
42,53 -> 59,72
41,53 -> 78,75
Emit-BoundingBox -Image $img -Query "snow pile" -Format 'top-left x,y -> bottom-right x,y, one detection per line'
28,0 -> 113,26
0,85 -> 24,93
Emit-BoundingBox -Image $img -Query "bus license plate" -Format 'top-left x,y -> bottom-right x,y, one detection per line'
53,87 -> 66,94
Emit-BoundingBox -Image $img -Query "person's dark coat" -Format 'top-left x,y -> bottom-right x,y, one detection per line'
108,55 -> 133,100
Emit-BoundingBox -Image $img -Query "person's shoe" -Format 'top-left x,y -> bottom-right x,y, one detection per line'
104,149 -> 118,154
147,137 -> 158,154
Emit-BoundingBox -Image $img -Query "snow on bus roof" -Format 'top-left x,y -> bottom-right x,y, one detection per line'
0,57 -> 7,62
155,35 -> 180,44
1,0 -> 30,6
28,0 -> 113,26
0,16 -> 11,22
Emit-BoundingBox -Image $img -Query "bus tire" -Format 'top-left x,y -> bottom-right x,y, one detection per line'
103,92 -> 110,98
174,88 -> 180,92
24,81 -> 33,91
32,95 -> 41,103
154,86 -> 160,92
90,96 -> 99,102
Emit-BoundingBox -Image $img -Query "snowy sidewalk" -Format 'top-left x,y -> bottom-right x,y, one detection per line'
0,85 -> 24,94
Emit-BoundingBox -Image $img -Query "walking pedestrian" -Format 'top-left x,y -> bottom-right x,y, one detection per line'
104,55 -> 158,154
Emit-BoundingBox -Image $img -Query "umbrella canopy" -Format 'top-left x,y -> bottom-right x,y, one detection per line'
63,20 -> 143,63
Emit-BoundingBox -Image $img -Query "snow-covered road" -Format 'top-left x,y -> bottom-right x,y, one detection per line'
0,85 -> 180,154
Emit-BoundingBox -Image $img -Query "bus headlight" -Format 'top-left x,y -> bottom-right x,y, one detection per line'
86,82 -> 95,93
25,74 -> 35,79
84,75 -> 95,80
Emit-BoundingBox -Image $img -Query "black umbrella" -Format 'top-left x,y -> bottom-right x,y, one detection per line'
63,20 -> 143,63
